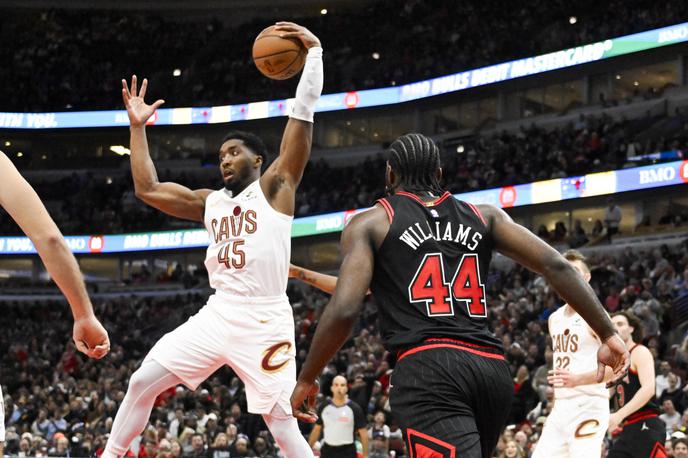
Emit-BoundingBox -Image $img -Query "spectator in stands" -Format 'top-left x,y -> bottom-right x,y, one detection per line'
675,437 -> 688,458
368,431 -> 388,458
568,220 -> 589,248
657,361 -> 680,397
499,439 -> 527,458
209,433 -> 230,458
367,411 -> 390,454
661,399 -> 682,435
604,197 -> 623,242
527,386 -> 555,423
660,372 -> 686,412
510,365 -> 539,425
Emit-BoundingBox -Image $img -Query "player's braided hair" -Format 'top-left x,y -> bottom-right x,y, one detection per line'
388,133 -> 443,195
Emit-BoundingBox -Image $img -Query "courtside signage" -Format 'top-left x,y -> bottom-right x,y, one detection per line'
1,22 -> 687,129
0,160 -> 685,255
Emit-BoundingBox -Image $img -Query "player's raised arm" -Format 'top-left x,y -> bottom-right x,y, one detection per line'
0,152 -> 109,359
122,76 -> 212,221
261,23 -> 323,215
480,204 -> 629,382
291,209 -> 381,422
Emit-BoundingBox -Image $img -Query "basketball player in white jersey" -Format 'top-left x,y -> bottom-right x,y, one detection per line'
532,250 -> 613,458
103,22 -> 322,458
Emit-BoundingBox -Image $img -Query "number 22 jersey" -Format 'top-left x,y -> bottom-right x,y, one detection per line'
370,191 -> 502,353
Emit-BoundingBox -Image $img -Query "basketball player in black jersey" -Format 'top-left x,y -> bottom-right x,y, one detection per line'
608,311 -> 666,458
290,133 -> 630,458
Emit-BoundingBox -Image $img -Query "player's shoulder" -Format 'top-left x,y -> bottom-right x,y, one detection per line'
631,343 -> 652,356
347,398 -> 364,412
203,188 -> 224,204
345,206 -> 388,235
318,398 -> 333,413
549,306 -> 568,323
630,343 -> 654,364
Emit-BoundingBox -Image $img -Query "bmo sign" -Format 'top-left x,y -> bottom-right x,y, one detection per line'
639,165 -> 676,184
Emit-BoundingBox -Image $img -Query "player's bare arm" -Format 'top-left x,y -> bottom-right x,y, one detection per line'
122,75 -> 212,221
291,207 -> 387,422
290,264 -> 339,295
289,263 -> 372,296
307,424 -> 322,448
358,428 -> 369,458
260,23 -> 323,216
479,204 -> 629,381
0,152 -> 109,359
548,366 -> 615,388
608,345 -> 655,432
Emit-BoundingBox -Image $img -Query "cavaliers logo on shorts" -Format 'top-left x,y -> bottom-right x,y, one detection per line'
261,342 -> 292,373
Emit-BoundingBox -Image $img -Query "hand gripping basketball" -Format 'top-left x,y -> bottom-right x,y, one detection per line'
597,333 -> 630,387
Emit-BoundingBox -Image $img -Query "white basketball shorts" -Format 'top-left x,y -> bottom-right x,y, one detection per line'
144,291 -> 296,415
532,396 -> 609,458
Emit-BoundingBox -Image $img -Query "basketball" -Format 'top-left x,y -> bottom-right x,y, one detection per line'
253,25 -> 306,80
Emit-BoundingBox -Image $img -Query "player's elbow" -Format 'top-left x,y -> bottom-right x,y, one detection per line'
34,230 -> 66,253
331,300 -> 361,324
134,187 -> 155,203
43,232 -> 64,249
541,256 -> 572,280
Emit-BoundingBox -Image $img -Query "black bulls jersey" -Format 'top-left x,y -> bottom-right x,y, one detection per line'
371,191 -> 502,353
615,344 -> 660,418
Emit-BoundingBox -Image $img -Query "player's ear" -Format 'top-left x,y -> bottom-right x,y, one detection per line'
254,153 -> 263,169
386,162 -> 398,187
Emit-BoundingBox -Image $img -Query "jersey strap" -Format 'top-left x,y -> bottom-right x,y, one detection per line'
376,198 -> 394,223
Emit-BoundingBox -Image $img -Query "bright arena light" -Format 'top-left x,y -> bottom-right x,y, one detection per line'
110,145 -> 131,156
173,68 -> 182,77
320,8 -> 328,15
372,52 -> 380,60
456,145 -> 465,153
569,16 -> 577,24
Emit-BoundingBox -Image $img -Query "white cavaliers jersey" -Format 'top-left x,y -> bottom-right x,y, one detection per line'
550,306 -> 607,399
204,179 -> 292,298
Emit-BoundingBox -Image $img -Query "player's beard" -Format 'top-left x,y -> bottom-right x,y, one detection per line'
223,167 -> 252,195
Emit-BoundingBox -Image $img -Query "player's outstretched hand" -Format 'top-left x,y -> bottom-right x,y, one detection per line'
547,368 -> 578,388
121,75 -> 165,128
273,22 -> 321,49
73,314 -> 110,359
291,379 -> 320,423
597,333 -> 629,385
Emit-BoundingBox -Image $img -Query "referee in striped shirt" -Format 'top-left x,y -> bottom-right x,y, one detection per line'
309,375 -> 368,458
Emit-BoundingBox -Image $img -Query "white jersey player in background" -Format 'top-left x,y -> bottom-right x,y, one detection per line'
103,22 -> 322,458
532,250 -> 614,458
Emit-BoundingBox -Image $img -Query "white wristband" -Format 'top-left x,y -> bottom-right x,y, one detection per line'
290,46 -> 324,123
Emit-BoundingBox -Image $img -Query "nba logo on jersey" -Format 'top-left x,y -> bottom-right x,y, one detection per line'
430,209 -> 439,218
